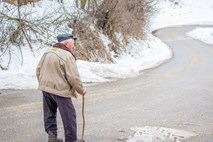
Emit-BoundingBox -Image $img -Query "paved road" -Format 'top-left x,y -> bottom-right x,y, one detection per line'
0,25 -> 213,142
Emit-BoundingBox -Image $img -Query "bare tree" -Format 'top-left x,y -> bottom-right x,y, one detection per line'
17,0 -> 33,50
0,2 -> 78,68
0,0 -> 157,68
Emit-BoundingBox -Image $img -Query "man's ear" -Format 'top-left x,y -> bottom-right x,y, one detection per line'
63,41 -> 68,46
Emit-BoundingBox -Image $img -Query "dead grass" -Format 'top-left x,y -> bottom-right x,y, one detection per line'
70,19 -> 113,62
95,0 -> 154,43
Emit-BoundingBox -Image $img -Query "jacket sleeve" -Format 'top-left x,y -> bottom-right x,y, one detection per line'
64,55 -> 84,95
36,53 -> 47,81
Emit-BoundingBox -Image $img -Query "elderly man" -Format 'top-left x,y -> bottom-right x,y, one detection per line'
36,34 -> 86,142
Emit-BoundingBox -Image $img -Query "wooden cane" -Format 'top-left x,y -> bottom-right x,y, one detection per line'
81,95 -> 85,142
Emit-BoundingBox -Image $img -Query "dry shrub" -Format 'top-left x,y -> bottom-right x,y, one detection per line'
70,19 -> 113,62
95,0 -> 155,43
69,0 -> 155,62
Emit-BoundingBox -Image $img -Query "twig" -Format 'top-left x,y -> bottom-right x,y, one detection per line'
17,0 -> 33,51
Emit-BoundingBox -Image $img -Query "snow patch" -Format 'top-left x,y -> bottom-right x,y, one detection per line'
187,27 -> 213,45
127,126 -> 196,142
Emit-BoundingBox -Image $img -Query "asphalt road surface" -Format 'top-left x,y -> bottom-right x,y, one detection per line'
0,25 -> 213,142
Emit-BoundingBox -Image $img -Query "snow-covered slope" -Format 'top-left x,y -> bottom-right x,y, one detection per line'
0,0 -> 213,89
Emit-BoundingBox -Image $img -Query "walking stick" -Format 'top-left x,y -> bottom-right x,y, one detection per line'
81,95 -> 85,142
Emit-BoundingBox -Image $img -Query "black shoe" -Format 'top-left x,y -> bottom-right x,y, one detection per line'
48,131 -> 63,142
72,139 -> 84,142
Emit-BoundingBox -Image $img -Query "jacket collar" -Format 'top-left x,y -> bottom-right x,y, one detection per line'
53,43 -> 76,60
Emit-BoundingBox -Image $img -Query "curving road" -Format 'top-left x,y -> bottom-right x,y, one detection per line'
0,25 -> 213,142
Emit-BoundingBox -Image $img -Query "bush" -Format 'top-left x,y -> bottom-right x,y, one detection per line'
95,0 -> 156,44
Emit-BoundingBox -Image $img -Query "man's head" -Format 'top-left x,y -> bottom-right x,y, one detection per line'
57,34 -> 77,51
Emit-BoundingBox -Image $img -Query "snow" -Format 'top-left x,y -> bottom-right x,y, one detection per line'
0,0 -> 213,90
79,35 -> 171,83
150,0 -> 213,30
127,126 -> 196,142
187,27 -> 213,45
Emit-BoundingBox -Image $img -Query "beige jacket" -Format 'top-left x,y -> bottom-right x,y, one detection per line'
36,45 -> 84,98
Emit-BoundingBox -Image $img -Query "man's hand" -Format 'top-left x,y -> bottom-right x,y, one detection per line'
82,90 -> 86,96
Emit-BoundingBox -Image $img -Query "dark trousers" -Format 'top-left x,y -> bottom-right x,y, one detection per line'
42,91 -> 77,142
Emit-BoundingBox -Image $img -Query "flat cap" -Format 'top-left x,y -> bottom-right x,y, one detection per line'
57,34 -> 77,42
